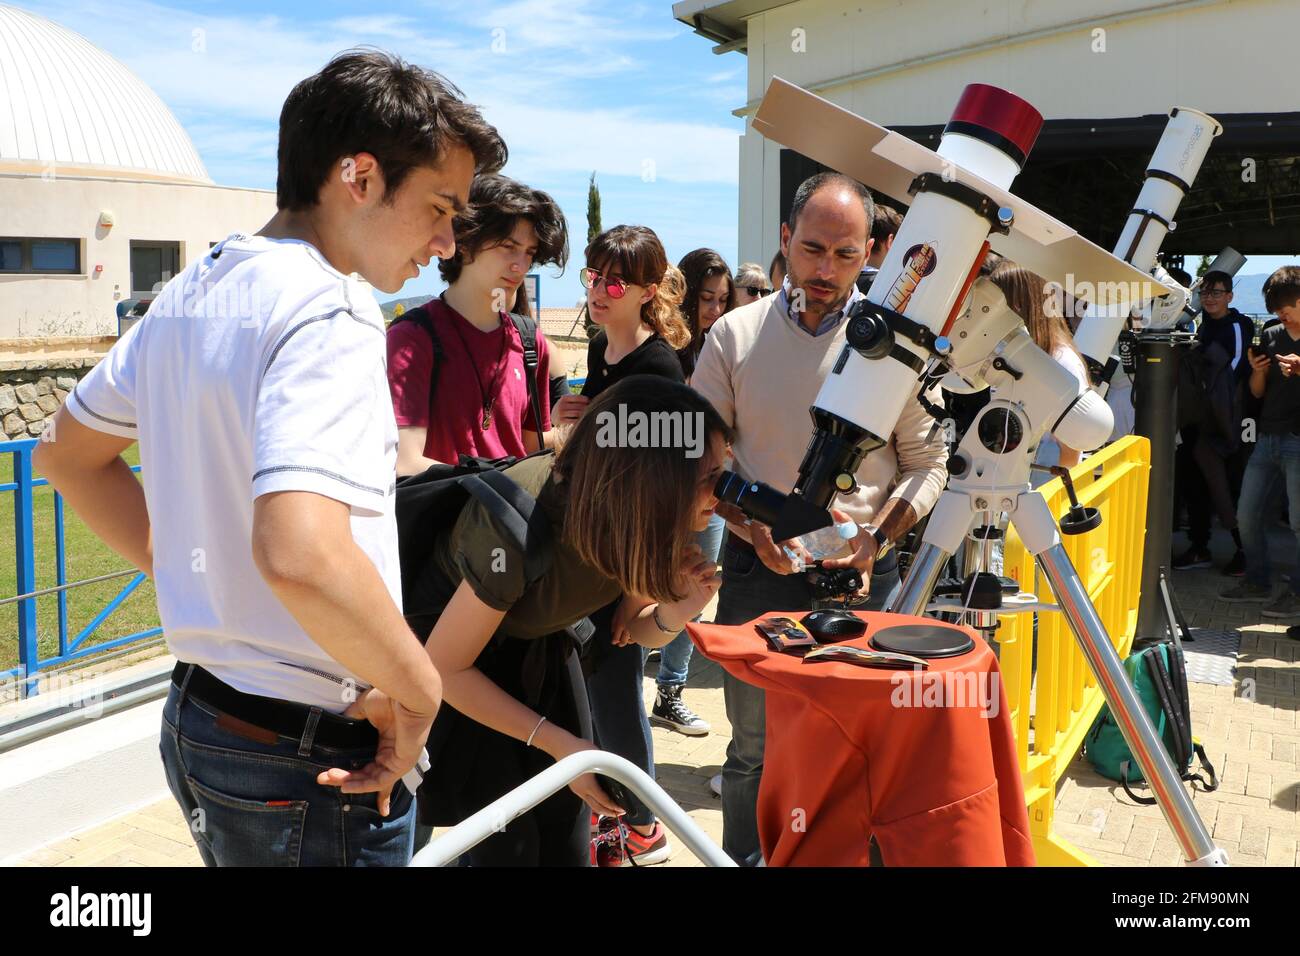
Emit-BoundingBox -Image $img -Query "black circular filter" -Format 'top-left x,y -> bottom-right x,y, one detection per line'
871,624 -> 975,659
977,407 -> 1023,453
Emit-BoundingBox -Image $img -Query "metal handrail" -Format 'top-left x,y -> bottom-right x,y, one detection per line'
0,568 -> 140,606
411,750 -> 735,867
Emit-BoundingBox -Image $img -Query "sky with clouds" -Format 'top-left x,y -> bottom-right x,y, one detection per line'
16,0 -> 746,307
13,0 -> 1299,314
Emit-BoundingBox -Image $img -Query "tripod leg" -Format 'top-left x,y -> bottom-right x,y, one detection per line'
1023,518 -> 1225,865
890,542 -> 950,616
890,490 -> 971,615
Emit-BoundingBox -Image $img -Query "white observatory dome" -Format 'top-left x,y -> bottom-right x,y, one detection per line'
0,3 -> 210,183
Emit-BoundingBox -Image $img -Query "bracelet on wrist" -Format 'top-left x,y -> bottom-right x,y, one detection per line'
526,715 -> 546,748
651,605 -> 682,635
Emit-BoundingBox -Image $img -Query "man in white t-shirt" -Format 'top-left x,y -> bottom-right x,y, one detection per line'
35,50 -> 506,866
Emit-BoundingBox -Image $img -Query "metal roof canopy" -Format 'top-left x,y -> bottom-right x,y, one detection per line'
813,111 -> 1300,257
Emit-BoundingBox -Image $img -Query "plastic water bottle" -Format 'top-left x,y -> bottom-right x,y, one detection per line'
784,520 -> 859,571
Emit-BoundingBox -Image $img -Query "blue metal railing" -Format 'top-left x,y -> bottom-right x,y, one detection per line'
2,438 -> 161,698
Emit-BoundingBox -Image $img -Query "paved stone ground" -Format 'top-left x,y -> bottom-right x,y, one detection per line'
13,528 -> 1299,867
1053,526 -> 1300,867
12,652 -> 729,869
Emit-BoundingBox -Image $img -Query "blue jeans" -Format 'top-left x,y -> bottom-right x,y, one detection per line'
715,535 -> 900,866
654,513 -> 728,687
1238,432 -> 1300,591
159,677 -> 416,867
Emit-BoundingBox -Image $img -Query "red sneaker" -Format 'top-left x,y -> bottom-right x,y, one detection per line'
622,822 -> 672,866
590,816 -> 626,867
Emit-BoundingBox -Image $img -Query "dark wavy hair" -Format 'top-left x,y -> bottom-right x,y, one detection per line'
276,48 -> 507,212
677,248 -> 733,375
437,174 -> 569,285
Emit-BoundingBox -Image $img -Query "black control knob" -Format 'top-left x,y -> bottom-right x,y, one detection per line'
845,302 -> 893,359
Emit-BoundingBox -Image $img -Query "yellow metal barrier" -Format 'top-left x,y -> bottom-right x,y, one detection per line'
1000,435 -> 1150,866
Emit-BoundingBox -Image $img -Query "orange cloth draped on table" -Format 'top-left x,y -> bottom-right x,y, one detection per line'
689,611 -> 1035,867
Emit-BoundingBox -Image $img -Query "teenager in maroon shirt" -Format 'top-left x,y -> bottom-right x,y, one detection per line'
387,174 -> 567,474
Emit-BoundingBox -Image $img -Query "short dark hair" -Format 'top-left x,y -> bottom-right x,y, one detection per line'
276,49 -> 507,211
788,172 -> 874,239
1166,266 -> 1192,287
871,203 -> 902,244
769,249 -> 786,282
437,174 -> 569,285
1264,266 -> 1300,313
1202,270 -> 1233,293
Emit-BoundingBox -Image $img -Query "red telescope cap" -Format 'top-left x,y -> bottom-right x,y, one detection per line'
945,83 -> 1043,167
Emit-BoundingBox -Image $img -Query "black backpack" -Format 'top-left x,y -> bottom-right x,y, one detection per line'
395,452 -> 558,638
395,452 -> 597,827
391,303 -> 546,442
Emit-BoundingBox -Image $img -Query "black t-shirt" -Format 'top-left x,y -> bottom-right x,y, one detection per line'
581,330 -> 685,399
548,373 -> 569,413
1254,323 -> 1300,435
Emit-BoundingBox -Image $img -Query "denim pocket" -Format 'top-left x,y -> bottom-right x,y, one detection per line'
185,774 -> 307,867
338,782 -> 417,866
344,779 -> 414,822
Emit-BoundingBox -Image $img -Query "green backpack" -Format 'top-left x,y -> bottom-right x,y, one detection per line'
1084,639 -> 1218,804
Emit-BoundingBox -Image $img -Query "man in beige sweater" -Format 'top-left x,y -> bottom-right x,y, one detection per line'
691,172 -> 948,864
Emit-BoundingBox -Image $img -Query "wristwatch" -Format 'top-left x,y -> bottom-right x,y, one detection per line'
861,524 -> 891,560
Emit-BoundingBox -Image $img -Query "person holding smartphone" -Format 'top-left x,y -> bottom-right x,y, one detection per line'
1222,267 -> 1300,618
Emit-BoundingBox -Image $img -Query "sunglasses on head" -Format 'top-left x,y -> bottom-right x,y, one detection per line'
582,267 -> 631,299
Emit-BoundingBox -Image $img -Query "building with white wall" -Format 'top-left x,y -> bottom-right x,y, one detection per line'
0,3 -> 275,342
674,0 -> 1300,269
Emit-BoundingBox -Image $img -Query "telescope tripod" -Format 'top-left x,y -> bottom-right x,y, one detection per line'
889,464 -> 1226,866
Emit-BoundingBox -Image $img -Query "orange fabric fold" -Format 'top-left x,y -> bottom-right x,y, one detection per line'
689,611 -> 1035,867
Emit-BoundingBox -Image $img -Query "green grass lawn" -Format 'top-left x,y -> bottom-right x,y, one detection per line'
1,443 -> 161,675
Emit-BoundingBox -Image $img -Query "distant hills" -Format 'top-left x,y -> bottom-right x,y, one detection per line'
378,295 -> 434,322
1217,274 -> 1269,315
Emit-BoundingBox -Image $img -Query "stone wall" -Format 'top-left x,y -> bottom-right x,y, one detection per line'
0,360 -> 99,440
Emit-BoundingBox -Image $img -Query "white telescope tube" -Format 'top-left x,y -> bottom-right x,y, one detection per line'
1074,107 -> 1222,380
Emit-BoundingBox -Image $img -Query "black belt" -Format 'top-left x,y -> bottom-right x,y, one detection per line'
172,663 -> 378,751
725,533 -> 899,575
